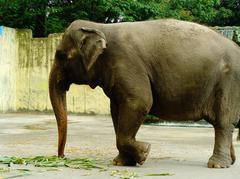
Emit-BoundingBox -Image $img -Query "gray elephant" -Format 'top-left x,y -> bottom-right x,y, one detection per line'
49,19 -> 240,168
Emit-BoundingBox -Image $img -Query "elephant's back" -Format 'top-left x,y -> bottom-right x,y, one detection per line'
101,19 -> 231,64
101,19 -> 218,43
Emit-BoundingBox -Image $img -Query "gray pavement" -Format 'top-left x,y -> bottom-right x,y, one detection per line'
0,113 -> 239,179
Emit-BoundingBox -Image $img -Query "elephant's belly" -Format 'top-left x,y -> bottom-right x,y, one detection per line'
149,77 -> 215,121
149,98 -> 205,121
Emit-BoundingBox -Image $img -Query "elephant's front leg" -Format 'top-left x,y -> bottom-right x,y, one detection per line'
208,125 -> 235,168
111,100 -> 136,166
113,98 -> 152,166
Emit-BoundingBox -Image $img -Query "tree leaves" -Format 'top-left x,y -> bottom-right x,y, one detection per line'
0,0 -> 239,37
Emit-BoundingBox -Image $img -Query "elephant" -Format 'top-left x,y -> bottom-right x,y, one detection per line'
49,19 -> 240,168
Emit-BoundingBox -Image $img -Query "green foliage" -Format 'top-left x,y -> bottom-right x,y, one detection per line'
0,0 -> 240,37
167,0 -> 221,24
215,0 -> 240,26
0,156 -> 106,170
0,0 -> 48,36
110,170 -> 139,179
145,172 -> 174,176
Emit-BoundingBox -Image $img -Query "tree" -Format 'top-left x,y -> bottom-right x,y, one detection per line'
0,0 -> 48,37
215,0 -> 240,26
0,0 -> 239,37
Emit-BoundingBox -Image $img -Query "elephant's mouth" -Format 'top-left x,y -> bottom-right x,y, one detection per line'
58,80 -> 71,91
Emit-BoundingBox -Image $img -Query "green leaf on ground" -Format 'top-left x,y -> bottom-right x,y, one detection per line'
2,173 -> 31,179
145,173 -> 174,176
110,170 -> 139,179
0,167 -> 11,173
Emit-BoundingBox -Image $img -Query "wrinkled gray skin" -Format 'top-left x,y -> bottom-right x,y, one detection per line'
49,19 -> 240,168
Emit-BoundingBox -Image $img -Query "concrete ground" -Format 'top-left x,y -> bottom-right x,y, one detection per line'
0,113 -> 239,179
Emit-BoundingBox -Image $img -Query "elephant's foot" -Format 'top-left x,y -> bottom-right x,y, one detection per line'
116,140 -> 151,166
209,124 -> 235,168
135,142 -> 151,165
207,154 -> 232,168
113,154 -> 136,166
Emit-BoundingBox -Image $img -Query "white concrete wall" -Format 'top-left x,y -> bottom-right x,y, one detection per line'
0,26 -> 18,112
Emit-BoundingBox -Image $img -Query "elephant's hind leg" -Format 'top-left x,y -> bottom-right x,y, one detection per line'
208,126 -> 234,168
207,73 -> 239,168
208,88 -> 236,168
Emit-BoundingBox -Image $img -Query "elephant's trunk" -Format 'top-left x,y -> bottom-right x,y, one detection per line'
49,63 -> 67,157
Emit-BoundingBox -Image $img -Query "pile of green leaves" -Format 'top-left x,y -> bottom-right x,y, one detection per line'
0,156 -> 176,178
0,156 -> 105,170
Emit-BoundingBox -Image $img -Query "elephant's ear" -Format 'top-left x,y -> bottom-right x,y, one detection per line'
70,27 -> 107,71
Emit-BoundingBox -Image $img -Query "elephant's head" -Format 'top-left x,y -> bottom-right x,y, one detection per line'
49,27 -> 107,157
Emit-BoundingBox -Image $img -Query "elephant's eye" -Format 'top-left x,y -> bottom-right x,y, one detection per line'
56,50 -> 67,61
